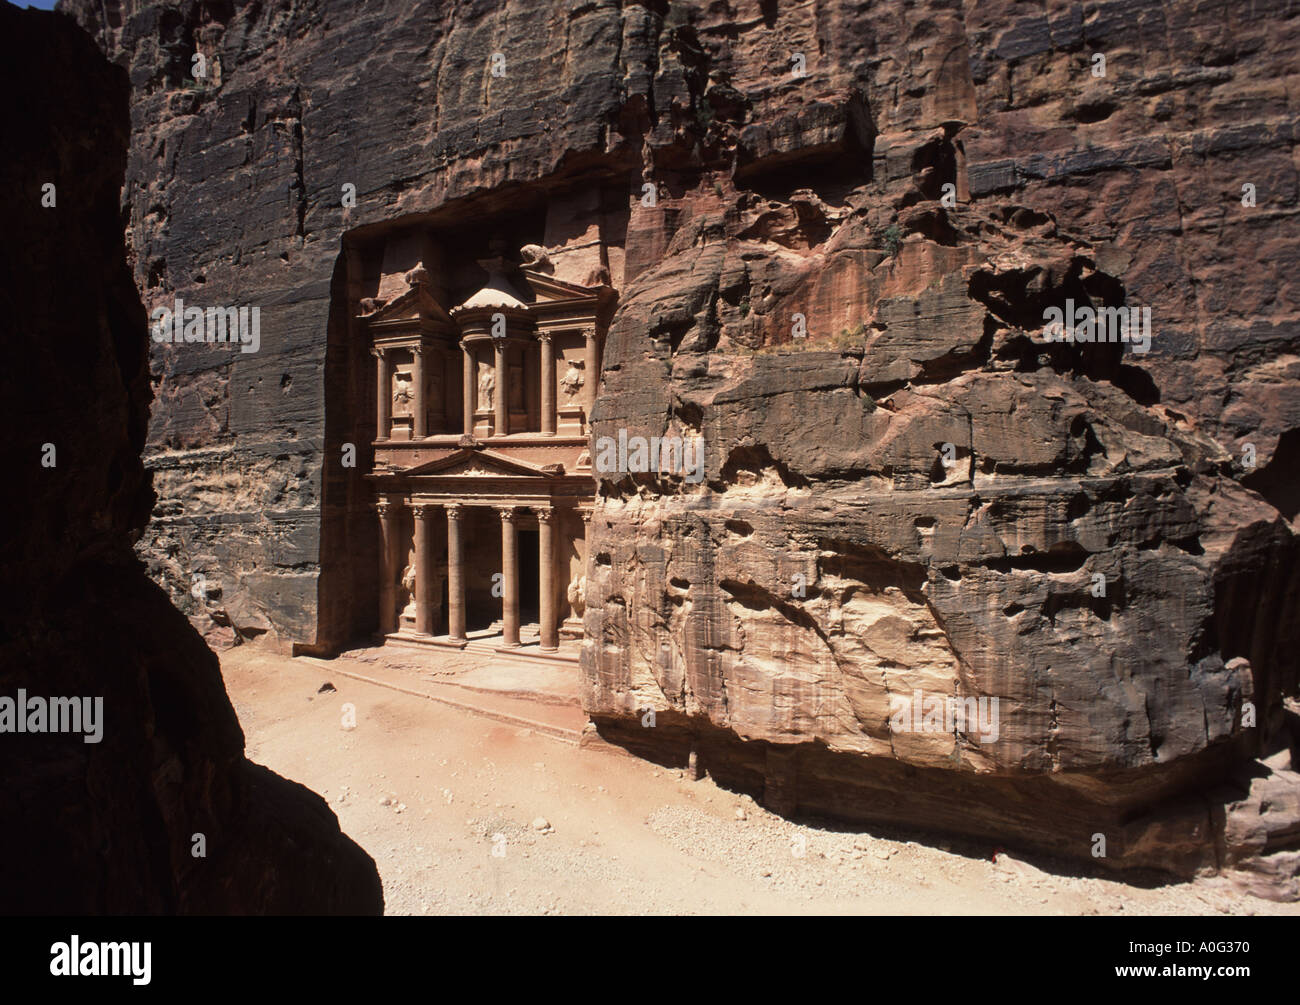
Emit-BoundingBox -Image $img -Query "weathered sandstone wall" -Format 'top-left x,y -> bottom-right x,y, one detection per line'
61,0 -> 1300,887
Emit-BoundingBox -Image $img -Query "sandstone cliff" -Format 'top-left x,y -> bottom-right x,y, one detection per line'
0,2 -> 382,913
59,0 -> 1300,889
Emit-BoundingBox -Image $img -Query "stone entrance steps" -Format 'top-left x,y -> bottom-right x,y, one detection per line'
383,627 -> 581,666
465,639 -> 580,666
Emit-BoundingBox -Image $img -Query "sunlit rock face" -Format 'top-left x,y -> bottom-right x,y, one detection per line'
61,0 -> 1299,890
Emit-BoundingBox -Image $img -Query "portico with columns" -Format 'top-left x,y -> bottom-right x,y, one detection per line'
361,247 -> 612,658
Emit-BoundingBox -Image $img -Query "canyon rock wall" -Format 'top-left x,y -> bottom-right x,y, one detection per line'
62,0 -> 1300,885
0,2 -> 382,913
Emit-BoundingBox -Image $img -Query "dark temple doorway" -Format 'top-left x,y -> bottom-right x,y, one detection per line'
519,528 -> 539,626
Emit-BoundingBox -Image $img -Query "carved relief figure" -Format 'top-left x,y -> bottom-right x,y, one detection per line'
566,574 -> 586,617
392,369 -> 414,416
560,359 -> 584,398
477,360 -> 494,409
400,560 -> 416,620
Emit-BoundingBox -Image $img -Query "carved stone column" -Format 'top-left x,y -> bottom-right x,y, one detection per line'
411,345 -> 427,439
498,506 -> 519,646
446,504 -> 466,641
537,507 -> 557,651
539,332 -> 556,436
373,347 -> 392,441
377,499 -> 400,635
413,504 -> 435,635
461,340 -> 474,435
493,339 -> 509,437
583,327 -> 599,432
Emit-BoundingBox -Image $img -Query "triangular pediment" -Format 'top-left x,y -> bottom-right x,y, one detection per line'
401,448 -> 556,478
363,284 -> 456,327
520,269 -> 604,304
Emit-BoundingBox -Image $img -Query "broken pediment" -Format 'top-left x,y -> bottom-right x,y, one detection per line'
361,282 -> 456,330
520,269 -> 607,304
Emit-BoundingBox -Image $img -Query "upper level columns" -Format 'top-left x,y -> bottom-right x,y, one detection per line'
411,345 -> 427,439
493,339 -> 509,436
584,327 -> 599,432
539,333 -> 556,436
373,347 -> 392,441
461,340 -> 475,435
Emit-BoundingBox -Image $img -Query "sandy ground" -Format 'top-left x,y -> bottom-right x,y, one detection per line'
220,645 -> 1299,916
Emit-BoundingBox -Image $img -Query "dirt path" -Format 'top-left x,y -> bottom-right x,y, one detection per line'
220,646 -> 1298,916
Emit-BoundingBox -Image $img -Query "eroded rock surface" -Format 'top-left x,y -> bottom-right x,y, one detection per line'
0,3 -> 382,914
577,1 -> 1300,884
59,0 -> 1300,888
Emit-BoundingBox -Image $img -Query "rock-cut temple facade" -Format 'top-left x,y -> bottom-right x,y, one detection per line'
361,246 -> 616,657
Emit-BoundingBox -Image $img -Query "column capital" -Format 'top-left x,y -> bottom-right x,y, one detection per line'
412,503 -> 437,520
376,499 -> 394,517
445,502 -> 464,521
536,506 -> 555,524
537,331 -> 552,345
371,345 -> 387,359
497,505 -> 518,523
411,343 -> 426,357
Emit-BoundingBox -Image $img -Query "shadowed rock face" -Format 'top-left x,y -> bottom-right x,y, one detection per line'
58,0 -> 1299,889
0,3 -> 382,914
